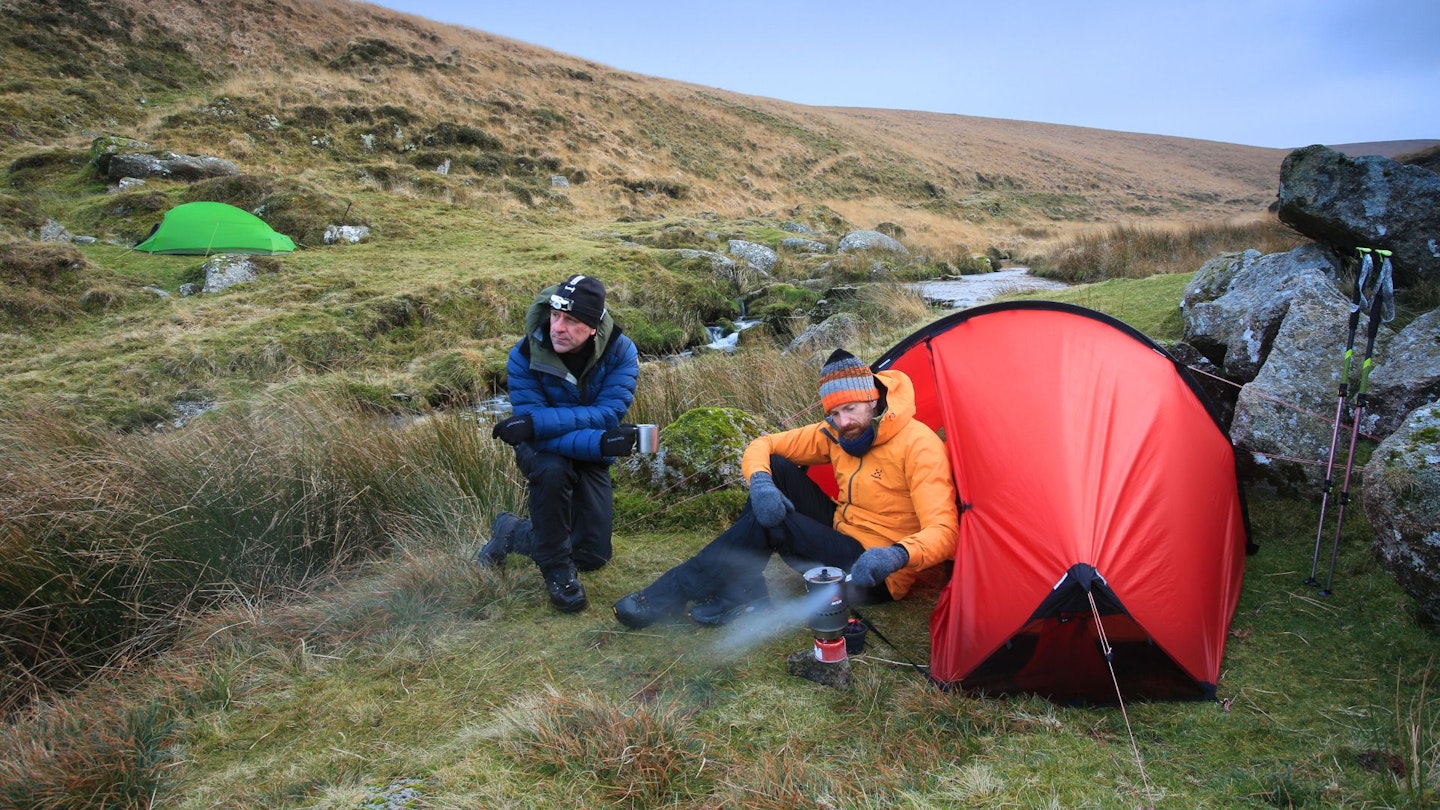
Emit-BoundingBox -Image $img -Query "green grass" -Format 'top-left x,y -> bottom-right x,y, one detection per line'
2,335 -> 1437,808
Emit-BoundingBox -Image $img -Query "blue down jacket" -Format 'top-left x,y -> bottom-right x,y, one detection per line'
504,286 -> 639,462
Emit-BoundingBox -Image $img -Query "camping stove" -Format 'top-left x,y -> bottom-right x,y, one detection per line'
802,566 -> 849,662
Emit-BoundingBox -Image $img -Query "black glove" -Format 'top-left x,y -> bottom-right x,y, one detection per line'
491,414 -> 534,446
748,471 -> 794,528
600,424 -> 640,457
847,545 -> 909,589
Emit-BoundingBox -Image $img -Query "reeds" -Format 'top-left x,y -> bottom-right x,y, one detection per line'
1033,218 -> 1307,282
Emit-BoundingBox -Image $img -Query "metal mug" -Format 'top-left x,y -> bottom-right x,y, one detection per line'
636,424 -> 659,454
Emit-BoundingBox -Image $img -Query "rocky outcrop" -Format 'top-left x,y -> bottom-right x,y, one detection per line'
1181,244 -> 1345,381
1362,401 -> 1440,622
104,152 -> 240,182
1227,294 -> 1388,489
674,248 -> 740,284
1276,145 -> 1440,284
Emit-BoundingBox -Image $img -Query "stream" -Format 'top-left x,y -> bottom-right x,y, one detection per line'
908,268 -> 1067,308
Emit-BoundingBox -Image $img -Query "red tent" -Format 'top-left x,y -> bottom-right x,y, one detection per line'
872,301 -> 1251,702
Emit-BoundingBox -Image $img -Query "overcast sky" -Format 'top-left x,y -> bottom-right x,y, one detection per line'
366,0 -> 1437,150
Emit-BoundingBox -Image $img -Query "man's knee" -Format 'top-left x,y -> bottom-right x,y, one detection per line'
523,451 -> 574,488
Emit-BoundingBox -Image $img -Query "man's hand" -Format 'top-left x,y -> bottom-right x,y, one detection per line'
600,424 -> 640,456
491,414 -> 534,446
748,471 -> 794,528
847,545 -> 909,589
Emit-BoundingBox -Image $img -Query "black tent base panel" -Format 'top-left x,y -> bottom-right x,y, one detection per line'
955,633 -> 1218,705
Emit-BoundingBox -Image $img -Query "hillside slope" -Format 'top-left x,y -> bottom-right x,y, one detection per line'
1,0 -> 1290,237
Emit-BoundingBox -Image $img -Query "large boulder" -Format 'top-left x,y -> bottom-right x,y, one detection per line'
728,239 -> 777,274
1276,145 -> 1440,285
837,229 -> 908,255
1228,294 -> 1391,489
105,151 -> 240,182
1181,244 -> 1344,381
1362,400 -> 1440,622
1366,309 -> 1440,436
784,312 -> 863,357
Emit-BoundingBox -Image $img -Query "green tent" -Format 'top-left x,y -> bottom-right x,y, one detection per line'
134,201 -> 296,255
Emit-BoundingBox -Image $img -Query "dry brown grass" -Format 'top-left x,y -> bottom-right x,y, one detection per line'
13,0 -> 1290,241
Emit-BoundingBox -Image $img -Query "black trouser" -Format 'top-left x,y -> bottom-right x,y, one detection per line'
642,456 -> 892,607
510,445 -> 614,577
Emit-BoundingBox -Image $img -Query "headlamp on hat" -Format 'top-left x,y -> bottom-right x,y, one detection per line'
549,274 -> 606,328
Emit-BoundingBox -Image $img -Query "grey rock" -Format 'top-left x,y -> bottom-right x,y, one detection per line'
39,219 -> 72,243
1181,244 -> 1344,381
105,151 -> 239,181
324,224 -> 371,245
780,237 -> 829,253
201,255 -> 259,294
728,239 -> 777,273
1362,400 -> 1440,621
1229,294 -> 1391,489
675,248 -> 740,283
837,229 -> 908,255
1367,309 -> 1440,436
1277,144 -> 1440,284
784,312 -> 863,357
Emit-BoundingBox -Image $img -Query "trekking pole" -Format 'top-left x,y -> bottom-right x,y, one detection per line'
1319,248 -> 1395,596
1304,247 -> 1373,587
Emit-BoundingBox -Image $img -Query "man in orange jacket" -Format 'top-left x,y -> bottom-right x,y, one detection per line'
613,349 -> 959,627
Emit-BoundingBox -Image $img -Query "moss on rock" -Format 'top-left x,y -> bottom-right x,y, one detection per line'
615,406 -> 765,495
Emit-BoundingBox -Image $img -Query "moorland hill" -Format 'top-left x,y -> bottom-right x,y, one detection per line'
2,0 -> 1430,428
1,0 -> 1298,239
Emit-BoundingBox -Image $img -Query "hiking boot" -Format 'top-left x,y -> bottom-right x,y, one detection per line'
476,512 -> 523,568
688,596 -> 772,627
545,570 -> 588,614
612,591 -> 684,629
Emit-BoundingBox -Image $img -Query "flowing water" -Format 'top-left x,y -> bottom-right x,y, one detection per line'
909,268 -> 1067,309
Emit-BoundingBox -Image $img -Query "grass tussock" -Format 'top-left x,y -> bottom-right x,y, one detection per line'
489,687 -> 707,807
0,392 -> 523,712
0,695 -> 176,810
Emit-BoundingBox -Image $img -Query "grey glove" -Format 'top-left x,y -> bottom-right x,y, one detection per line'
847,545 -> 909,589
748,471 -> 794,528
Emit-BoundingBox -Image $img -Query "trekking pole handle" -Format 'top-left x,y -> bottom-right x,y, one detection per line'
1355,266 -> 1388,397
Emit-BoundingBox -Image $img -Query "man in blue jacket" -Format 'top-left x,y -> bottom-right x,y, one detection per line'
478,274 -> 641,613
